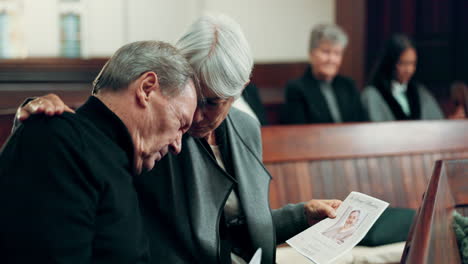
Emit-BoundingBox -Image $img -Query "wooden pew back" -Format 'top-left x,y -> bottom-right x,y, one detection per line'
401,159 -> 468,263
262,121 -> 468,210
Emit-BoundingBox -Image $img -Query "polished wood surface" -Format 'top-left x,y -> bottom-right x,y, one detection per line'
262,121 -> 468,210
401,159 -> 468,263
262,121 -> 468,162
0,58 -> 107,82
0,88 -> 90,110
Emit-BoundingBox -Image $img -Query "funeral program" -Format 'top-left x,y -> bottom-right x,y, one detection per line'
286,192 -> 389,264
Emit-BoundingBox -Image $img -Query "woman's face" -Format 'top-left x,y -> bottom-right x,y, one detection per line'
345,211 -> 360,226
309,41 -> 345,81
188,84 -> 235,139
395,48 -> 417,84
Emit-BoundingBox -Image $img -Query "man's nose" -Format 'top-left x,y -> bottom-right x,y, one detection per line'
193,108 -> 204,123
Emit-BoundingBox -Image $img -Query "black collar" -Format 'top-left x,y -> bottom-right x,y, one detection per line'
76,96 -> 135,172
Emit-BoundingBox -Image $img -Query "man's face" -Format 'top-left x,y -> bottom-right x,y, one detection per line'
136,80 -> 197,174
188,84 -> 235,139
309,41 -> 344,81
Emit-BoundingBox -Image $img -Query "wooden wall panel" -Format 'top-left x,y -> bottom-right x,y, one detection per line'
263,122 -> 468,210
267,151 -> 468,210
0,88 -> 90,111
336,0 -> 366,88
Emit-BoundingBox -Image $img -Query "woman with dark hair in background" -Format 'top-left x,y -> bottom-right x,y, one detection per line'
362,34 -> 444,121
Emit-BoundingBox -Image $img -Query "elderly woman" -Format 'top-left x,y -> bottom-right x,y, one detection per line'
281,24 -> 368,124
15,15 -> 341,264
362,34 -> 444,121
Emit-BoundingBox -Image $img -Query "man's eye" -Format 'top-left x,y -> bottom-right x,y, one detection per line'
206,100 -> 219,106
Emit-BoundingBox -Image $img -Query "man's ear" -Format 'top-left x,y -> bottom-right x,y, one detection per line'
136,71 -> 159,107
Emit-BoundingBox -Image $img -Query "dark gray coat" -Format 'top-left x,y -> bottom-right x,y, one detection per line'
135,108 -> 308,264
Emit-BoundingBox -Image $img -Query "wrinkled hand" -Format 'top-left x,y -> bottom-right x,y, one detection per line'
17,93 -> 74,121
304,199 -> 342,226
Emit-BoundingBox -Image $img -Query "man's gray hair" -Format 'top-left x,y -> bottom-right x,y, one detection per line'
176,14 -> 253,99
93,40 -> 196,97
309,24 -> 348,52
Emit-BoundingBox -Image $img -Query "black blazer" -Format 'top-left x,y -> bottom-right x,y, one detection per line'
281,66 -> 368,124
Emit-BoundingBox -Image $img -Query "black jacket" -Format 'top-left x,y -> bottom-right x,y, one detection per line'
0,97 -> 149,264
282,66 -> 368,124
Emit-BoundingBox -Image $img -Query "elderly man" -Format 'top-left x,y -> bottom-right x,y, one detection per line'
282,24 -> 368,124
0,41 -> 197,263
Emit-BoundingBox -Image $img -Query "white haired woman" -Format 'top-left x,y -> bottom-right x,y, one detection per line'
15,15 -> 341,264
281,24 -> 368,124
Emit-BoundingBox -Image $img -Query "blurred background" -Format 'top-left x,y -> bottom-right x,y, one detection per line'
0,0 -> 466,123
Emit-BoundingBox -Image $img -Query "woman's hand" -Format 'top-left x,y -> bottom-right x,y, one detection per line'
17,93 -> 75,121
304,199 -> 342,226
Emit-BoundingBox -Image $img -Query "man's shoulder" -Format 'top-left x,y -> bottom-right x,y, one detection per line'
16,112 -> 87,149
23,112 -> 82,132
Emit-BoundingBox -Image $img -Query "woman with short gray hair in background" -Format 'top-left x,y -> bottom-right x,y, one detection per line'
15,14 -> 341,264
281,24 -> 368,124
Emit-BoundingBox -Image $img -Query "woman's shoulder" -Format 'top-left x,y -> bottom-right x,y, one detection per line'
228,107 -> 261,128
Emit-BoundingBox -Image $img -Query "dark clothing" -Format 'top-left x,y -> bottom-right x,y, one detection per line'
242,83 -> 268,125
0,96 -> 149,264
281,66 -> 368,124
135,108 -> 308,264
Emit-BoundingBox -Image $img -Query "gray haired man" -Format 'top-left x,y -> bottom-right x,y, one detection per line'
0,41 -> 197,263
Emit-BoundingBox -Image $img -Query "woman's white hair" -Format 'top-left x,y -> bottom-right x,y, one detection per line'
176,14 -> 253,99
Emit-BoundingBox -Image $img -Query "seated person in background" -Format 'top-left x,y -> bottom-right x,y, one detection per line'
362,34 -> 444,121
233,82 -> 268,125
281,24 -> 368,124
0,41 -> 197,263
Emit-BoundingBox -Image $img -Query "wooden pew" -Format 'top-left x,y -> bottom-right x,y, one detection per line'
0,87 -> 90,110
262,121 -> 468,210
400,159 -> 468,263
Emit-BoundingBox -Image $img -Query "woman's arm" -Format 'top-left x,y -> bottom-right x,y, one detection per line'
12,93 -> 75,132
